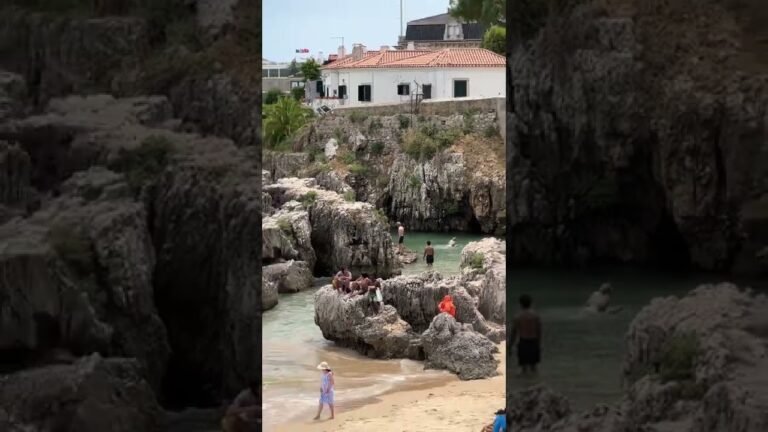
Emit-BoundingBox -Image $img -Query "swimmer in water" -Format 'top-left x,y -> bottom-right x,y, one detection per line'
448,237 -> 457,248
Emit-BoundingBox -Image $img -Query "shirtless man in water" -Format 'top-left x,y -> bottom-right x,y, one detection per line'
511,294 -> 541,375
397,222 -> 406,253
423,241 -> 435,268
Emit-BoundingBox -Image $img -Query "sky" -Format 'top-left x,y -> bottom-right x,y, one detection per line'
263,0 -> 452,62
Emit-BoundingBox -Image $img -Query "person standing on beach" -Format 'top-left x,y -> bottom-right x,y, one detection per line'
512,294 -> 542,375
423,241 -> 435,268
314,362 -> 335,421
397,222 -> 405,253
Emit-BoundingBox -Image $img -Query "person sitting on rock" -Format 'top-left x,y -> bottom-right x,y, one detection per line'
335,267 -> 352,293
221,380 -> 260,432
586,283 -> 612,313
438,295 -> 456,318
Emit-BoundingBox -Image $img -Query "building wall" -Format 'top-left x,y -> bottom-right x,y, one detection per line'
321,67 -> 503,107
262,77 -> 304,93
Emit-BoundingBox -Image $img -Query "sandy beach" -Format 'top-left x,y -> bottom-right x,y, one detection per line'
273,345 -> 505,432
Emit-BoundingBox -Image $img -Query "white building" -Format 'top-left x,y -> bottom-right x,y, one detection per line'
319,44 -> 504,108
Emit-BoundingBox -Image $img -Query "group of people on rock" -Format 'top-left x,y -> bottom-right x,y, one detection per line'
332,267 -> 384,313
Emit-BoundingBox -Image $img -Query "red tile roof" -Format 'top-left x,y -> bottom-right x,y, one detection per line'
322,48 -> 504,70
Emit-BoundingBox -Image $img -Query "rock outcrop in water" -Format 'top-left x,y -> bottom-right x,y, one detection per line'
507,283 -> 768,432
422,313 -> 500,380
264,177 -> 398,277
508,0 -> 768,275
314,286 -> 420,359
263,260 -> 314,294
460,238 -> 507,324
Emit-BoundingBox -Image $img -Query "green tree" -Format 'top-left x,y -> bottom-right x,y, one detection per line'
288,59 -> 299,76
264,89 -> 283,105
482,25 -> 506,54
449,0 -> 506,26
291,86 -> 305,101
264,97 -> 313,147
300,59 -> 321,82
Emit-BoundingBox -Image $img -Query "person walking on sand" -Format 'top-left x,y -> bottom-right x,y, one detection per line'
423,241 -> 435,268
512,294 -> 542,376
314,362 -> 335,421
438,294 -> 456,318
397,222 -> 405,253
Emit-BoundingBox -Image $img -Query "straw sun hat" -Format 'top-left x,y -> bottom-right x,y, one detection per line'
317,361 -> 331,371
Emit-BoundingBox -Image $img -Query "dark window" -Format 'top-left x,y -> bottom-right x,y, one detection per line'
453,80 -> 468,98
405,24 -> 446,41
316,81 -> 323,93
358,85 -> 372,102
422,84 -> 432,100
338,85 -> 347,99
397,84 -> 410,96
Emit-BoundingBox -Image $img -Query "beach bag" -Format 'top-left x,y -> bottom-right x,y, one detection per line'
375,288 -> 383,302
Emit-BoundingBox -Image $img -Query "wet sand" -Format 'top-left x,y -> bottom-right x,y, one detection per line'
274,345 -> 505,432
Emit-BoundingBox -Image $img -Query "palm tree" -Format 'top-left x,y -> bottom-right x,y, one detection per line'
264,97 -> 313,148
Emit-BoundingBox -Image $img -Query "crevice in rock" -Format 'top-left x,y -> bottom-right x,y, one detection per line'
649,210 -> 691,270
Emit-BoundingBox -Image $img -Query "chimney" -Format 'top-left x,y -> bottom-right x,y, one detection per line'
406,41 -> 415,50
380,45 -> 390,53
338,45 -> 346,58
352,43 -> 366,60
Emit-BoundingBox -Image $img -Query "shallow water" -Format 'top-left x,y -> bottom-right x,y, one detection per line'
262,232 -> 486,430
507,267 -> 768,409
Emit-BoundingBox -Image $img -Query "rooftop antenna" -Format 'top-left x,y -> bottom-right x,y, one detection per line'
331,36 -> 345,55
400,0 -> 404,38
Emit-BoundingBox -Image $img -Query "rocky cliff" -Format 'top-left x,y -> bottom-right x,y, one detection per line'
266,107 -> 506,235
508,0 -> 768,275
507,283 -> 768,431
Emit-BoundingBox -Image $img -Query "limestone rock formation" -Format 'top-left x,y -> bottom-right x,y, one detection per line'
380,273 -> 505,343
262,208 -> 316,268
460,238 -> 507,324
508,0 -> 768,274
262,150 -> 309,180
0,140 -> 32,221
421,313 -> 499,380
315,170 -> 354,196
263,260 -> 314,293
314,286 -> 419,359
0,354 -> 163,432
264,178 -> 398,277
0,70 -> 26,121
261,274 -> 278,311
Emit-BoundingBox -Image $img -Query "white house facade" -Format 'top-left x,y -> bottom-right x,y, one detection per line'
319,46 -> 504,108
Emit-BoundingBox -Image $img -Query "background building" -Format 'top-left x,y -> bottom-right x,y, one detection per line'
396,12 -> 485,50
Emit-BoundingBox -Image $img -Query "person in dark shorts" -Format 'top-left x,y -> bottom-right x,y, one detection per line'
423,241 -> 435,267
512,294 -> 541,375
397,222 -> 405,253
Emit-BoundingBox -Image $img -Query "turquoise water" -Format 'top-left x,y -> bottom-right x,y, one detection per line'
507,267 -> 768,410
262,232 -> 487,430
397,231 -> 494,275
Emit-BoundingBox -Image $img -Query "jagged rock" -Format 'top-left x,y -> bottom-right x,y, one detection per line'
0,168 -> 170,390
395,246 -> 418,264
314,286 -> 419,359
380,273 -> 504,343
507,385 -> 572,431
0,7 -> 150,104
264,178 -> 398,277
315,170 -> 354,195
262,208 -> 316,268
460,238 -> 506,324
324,138 -> 338,160
261,274 -> 278,311
263,261 -> 314,293
262,170 -> 272,186
421,313 -> 499,380
195,0 -> 237,39
0,354 -> 163,432
0,70 -> 26,121
508,0 -> 768,274
263,150 -> 309,180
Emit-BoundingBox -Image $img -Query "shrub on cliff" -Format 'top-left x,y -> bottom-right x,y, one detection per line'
109,135 -> 174,195
402,130 -> 438,161
48,224 -> 94,278
264,97 -> 313,149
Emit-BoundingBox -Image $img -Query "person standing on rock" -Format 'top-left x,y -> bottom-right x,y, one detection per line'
397,222 -> 406,253
314,362 -> 335,421
512,294 -> 542,376
335,267 -> 352,293
424,241 -> 435,268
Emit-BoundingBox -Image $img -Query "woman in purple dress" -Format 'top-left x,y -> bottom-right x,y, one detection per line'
313,361 -> 335,420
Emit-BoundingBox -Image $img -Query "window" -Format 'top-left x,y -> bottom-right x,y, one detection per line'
316,81 -> 324,93
397,83 -> 410,96
358,84 -> 372,102
453,79 -> 468,98
422,84 -> 432,100
338,85 -> 347,99
290,81 -> 304,89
